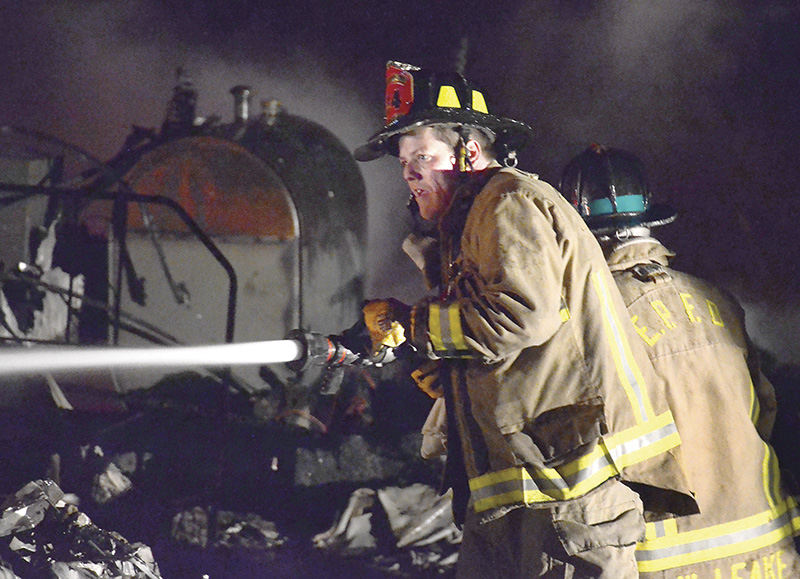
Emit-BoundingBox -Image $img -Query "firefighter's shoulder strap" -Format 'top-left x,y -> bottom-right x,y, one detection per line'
629,262 -> 672,284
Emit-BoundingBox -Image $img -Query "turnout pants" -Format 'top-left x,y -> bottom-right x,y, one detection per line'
456,478 -> 644,579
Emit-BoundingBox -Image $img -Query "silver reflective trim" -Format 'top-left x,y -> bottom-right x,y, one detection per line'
595,275 -> 648,419
533,471 -> 571,492
766,445 -> 779,510
473,421 -> 679,505
532,451 -> 612,492
436,305 -> 456,352
470,477 -> 537,503
651,520 -> 666,538
609,421 -> 678,463
636,505 -> 800,562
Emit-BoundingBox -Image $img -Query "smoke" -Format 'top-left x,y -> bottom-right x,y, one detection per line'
0,0 -> 423,304
1,2 -> 171,156
462,1 -> 800,364
1,2 -> 366,157
1,0 -> 798,361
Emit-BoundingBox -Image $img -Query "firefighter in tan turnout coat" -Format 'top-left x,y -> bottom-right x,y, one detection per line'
560,144 -> 800,578
354,62 -> 699,578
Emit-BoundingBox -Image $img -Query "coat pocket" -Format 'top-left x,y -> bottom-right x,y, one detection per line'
523,397 -> 606,463
551,480 -> 644,555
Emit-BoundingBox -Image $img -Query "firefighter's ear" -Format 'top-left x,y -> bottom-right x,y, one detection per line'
464,139 -> 482,166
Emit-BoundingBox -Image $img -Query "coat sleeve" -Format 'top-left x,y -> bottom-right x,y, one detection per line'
413,182 -> 567,362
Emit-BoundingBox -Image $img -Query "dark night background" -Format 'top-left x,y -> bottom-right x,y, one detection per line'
1,2 -> 800,575
1,0 -> 799,361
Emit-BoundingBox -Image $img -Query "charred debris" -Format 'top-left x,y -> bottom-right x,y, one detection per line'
0,70 -> 455,577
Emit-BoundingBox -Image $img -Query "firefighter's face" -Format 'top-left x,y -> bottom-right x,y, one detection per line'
398,127 -> 459,222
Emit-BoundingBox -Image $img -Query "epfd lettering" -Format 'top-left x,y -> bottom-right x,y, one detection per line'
631,293 -> 725,347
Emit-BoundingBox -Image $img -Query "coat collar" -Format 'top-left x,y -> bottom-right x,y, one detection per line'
605,237 -> 674,272
439,166 -> 502,237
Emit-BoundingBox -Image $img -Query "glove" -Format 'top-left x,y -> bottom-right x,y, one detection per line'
411,360 -> 443,399
362,298 -> 411,357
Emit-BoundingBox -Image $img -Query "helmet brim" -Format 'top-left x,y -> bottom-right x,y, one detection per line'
586,203 -> 678,235
354,108 -> 534,162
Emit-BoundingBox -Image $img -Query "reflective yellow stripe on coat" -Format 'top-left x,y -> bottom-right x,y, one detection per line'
428,301 -> 571,356
429,302 -> 470,354
591,271 -> 655,423
448,271 -> 683,512
469,411 -> 680,513
636,496 -> 800,572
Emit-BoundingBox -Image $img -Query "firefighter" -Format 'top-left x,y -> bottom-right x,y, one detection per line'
353,61 -> 698,578
560,144 -> 800,578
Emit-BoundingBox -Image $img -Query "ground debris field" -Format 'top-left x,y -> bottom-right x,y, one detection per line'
2,357 -> 800,578
0,366 -> 461,578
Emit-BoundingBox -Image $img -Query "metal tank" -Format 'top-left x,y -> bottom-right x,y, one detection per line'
0,71 -> 367,410
106,73 -> 367,394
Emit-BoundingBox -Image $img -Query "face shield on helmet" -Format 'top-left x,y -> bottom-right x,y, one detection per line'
559,144 -> 677,235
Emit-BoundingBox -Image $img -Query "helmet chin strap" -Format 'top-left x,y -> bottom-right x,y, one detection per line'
454,128 -> 472,173
456,127 -> 517,169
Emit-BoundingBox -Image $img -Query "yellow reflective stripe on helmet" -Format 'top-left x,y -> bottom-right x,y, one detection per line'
468,411 -> 680,513
437,85 -> 461,108
471,90 -> 488,113
636,496 -> 800,573
428,302 -> 469,355
591,271 -> 654,423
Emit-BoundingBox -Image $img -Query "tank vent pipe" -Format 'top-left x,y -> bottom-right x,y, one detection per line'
261,98 -> 283,127
230,85 -> 253,123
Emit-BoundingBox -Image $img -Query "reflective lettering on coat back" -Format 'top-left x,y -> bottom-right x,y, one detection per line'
707,299 -> 725,327
650,299 -> 678,329
674,549 -> 786,579
631,293 -> 728,348
679,293 -> 703,323
631,314 -> 665,347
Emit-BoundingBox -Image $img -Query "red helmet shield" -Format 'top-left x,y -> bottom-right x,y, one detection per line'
384,64 -> 415,125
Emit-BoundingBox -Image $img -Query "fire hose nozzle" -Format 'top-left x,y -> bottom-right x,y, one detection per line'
284,329 -> 363,373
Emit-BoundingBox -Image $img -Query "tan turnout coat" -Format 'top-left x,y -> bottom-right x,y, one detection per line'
606,239 -> 800,578
407,168 -> 697,519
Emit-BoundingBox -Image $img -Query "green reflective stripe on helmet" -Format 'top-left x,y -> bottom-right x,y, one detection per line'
588,194 -> 646,216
